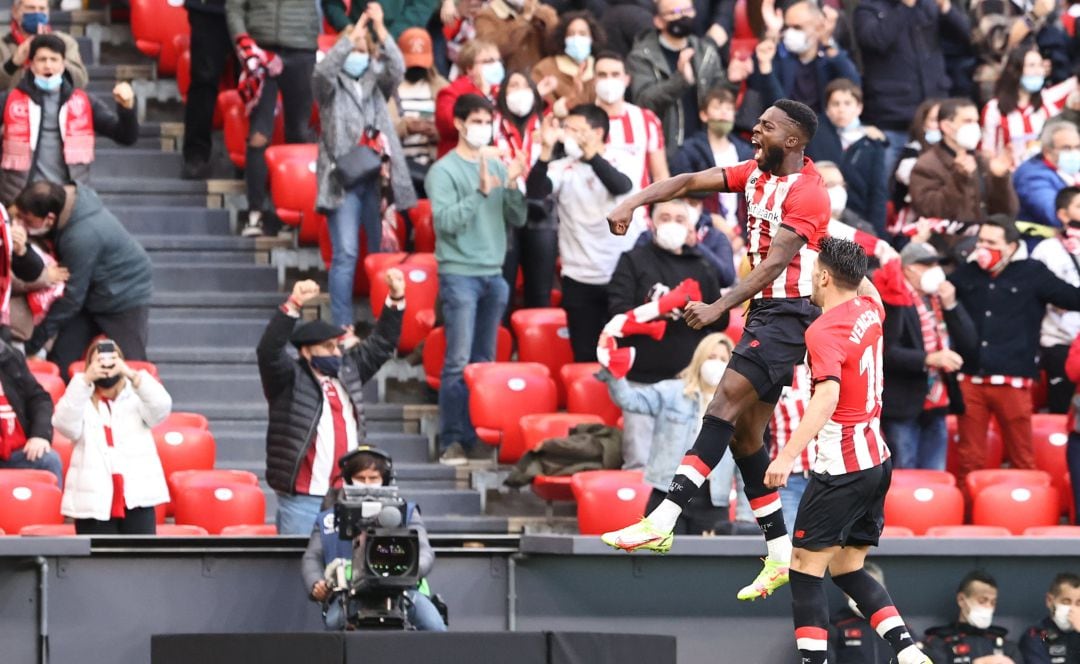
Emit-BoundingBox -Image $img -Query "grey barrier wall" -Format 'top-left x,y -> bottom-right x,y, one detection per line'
1,535 -> 1078,664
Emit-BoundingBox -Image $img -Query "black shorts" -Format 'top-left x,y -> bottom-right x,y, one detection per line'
730,297 -> 820,403
791,460 -> 892,551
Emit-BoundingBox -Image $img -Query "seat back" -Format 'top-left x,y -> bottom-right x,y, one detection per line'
965,469 -> 1052,499
0,468 -> 58,486
130,0 -> 190,74
890,469 -> 957,488
0,480 -> 62,533
173,482 -> 266,534
510,308 -> 575,406
154,412 -> 210,432
20,523 -> 75,536
571,470 -> 649,535
168,469 -> 259,503
26,358 -> 59,376
157,524 -> 211,536
925,525 -> 1013,537
153,427 -> 216,481
367,255 -> 440,353
883,484 -> 964,535
32,372 -> 65,404
464,362 -> 557,463
219,90 -> 285,169
563,365 -> 623,427
946,415 -> 1003,475
1023,525 -> 1080,537
51,433 -> 72,478
972,484 -> 1060,535
265,143 -> 322,245
880,525 -> 915,538
1031,413 -> 1071,515
422,325 -> 513,389
519,413 -> 604,452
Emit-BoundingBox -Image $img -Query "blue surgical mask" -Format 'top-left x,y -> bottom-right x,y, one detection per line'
1059,149 -> 1080,176
841,118 -> 861,132
20,11 -> 48,35
564,35 -> 592,63
924,128 -> 942,145
310,355 -> 342,378
481,61 -> 505,87
343,51 -> 369,78
33,72 -> 62,92
1021,74 -> 1045,93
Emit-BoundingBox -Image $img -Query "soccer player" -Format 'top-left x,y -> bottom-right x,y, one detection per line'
763,237 -> 928,664
601,99 -> 830,601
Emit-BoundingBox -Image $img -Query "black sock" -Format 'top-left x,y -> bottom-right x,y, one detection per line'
790,570 -> 829,664
833,568 -> 917,655
665,415 -> 734,509
735,445 -> 788,540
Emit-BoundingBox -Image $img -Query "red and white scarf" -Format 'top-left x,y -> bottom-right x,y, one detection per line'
1,87 -> 95,172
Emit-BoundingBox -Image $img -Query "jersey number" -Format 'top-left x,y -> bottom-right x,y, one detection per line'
858,339 -> 884,414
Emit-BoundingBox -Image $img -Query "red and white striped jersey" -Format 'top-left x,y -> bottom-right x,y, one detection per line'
722,158 -> 831,299
981,77 -> 1077,163
805,295 -> 890,475
604,103 -> 664,193
768,363 -> 814,473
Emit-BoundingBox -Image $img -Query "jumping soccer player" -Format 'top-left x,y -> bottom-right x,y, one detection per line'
602,99 -> 830,601
763,237 -> 927,664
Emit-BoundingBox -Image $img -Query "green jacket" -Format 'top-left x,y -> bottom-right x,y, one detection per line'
225,0 -> 318,50
321,0 -> 439,39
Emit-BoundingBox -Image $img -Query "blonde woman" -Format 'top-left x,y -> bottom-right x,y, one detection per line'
598,332 -> 751,534
53,339 -> 171,534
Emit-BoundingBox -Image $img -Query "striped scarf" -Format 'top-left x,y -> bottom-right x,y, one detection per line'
910,285 -> 950,410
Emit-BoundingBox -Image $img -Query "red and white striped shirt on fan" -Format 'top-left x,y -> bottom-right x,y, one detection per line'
721,158 -> 831,299
981,77 -> 1078,163
604,103 -> 663,193
768,363 -> 814,473
805,295 -> 890,475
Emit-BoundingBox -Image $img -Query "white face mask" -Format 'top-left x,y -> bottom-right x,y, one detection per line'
847,597 -> 864,618
655,221 -> 689,252
782,28 -> 812,55
827,186 -> 847,217
965,604 -> 995,630
505,89 -> 535,118
25,223 -> 50,237
699,359 -> 726,387
465,123 -> 493,149
562,135 -> 584,161
954,122 -> 982,151
1054,603 -> 1075,632
595,78 -> 626,105
919,265 -> 946,294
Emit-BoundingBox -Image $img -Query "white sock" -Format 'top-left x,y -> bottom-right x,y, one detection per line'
647,500 -> 682,533
249,210 -> 263,225
897,645 -> 927,664
765,534 -> 792,564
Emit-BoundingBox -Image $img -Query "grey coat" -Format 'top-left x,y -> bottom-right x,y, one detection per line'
313,35 -> 417,214
225,0 -> 318,50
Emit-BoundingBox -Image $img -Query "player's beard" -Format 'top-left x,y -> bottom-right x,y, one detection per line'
760,144 -> 785,173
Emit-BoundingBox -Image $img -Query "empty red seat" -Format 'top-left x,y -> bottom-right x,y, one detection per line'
965,469 -> 1052,499
571,470 -> 649,535
154,412 -> 210,432
366,254 -> 439,353
880,525 -> 915,538
883,484 -> 964,535
265,143 -> 323,245
51,433 -> 72,478
891,469 -> 956,488
464,362 -> 557,463
400,200 -> 435,253
945,415 -> 1004,475
510,308 -> 575,407
173,482 -> 266,535
0,480 -> 62,533
925,525 -> 1013,537
1024,525 -> 1080,537
972,484 -> 1060,534
421,324 -> 513,390
68,360 -> 159,380
156,524 -> 210,536
153,427 -> 216,482
220,524 -> 278,536
562,364 -> 623,427
219,90 -> 285,169
19,524 -> 75,536
26,358 -> 59,376
522,413 -> 605,503
130,0 -> 190,75
33,372 -> 65,404
168,469 -> 259,502
0,469 -> 58,486
1031,413 -> 1071,515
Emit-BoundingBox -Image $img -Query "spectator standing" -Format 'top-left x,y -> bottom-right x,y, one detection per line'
390,28 -> 447,198
225,0 -> 319,237
434,0 -> 485,79
765,361 -> 812,533
1032,186 -> 1080,414
473,0 -> 557,73
1015,122 -> 1080,231
0,337 -> 60,484
0,0 -> 87,90
13,182 -> 153,378
1067,332 -> 1080,521
1020,573 -> 1080,663
0,34 -> 138,205
626,0 -> 730,160
313,8 -> 417,329
816,160 -> 873,234
181,0 -> 231,180
434,39 -> 501,157
873,242 -> 976,470
256,278 -> 404,535
530,12 -> 602,117
321,0 -> 439,40
854,0 -> 971,175
425,94 -> 527,465
526,107 -> 634,362
949,216 -> 1080,488
53,340 -> 171,535
923,571 -> 1025,664
594,52 -> 669,195
891,98 -> 942,222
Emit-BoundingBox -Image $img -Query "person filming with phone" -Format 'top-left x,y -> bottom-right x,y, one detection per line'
53,338 -> 172,535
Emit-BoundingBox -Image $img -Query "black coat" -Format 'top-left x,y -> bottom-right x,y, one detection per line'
923,623 -> 1024,664
0,340 -> 52,442
669,129 -> 753,176
806,117 -> 889,236
256,308 -> 402,494
1020,616 -> 1080,664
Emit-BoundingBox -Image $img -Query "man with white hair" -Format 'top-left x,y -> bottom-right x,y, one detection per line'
1014,121 -> 1080,230
0,0 -> 86,90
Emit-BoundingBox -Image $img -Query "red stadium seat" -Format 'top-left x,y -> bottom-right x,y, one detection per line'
965,469 -> 1052,499
724,306 -> 746,345
33,372 -> 65,404
421,324 -> 513,390
265,143 -> 323,245
925,525 -> 1013,537
1031,413 -> 1071,515
219,90 -> 285,169
366,255 -> 439,353
0,469 -> 58,486
173,482 -> 266,535
522,413 -> 604,503
130,0 -> 190,75
26,358 -> 59,376
563,364 -> 623,427
157,524 -> 210,536
883,484 -> 964,535
220,524 -> 278,536
0,480 -> 62,533
176,35 -> 191,100
511,308 -> 575,406
153,427 -> 216,484
401,200 -> 435,253
168,469 -> 259,503
51,433 -> 72,478
890,469 -> 957,488
1024,525 -> 1080,537
945,415 -> 1004,476
19,524 -> 75,536
880,525 -> 915,538
154,412 -> 210,432
68,360 -> 160,381
972,484 -> 1060,534
464,362 -> 557,463
571,470 -> 649,535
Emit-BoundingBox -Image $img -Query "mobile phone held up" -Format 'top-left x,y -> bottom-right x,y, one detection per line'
97,340 -> 117,370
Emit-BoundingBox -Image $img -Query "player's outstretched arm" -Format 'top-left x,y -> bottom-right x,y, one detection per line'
606,166 -> 729,236
684,226 -> 806,329
764,380 -> 840,488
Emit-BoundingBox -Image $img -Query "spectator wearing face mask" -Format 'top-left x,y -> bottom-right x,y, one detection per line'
1015,122 -> 1080,233
389,28 -> 448,198
924,571 -> 1024,664
531,12 -> 603,118
321,0 -> 439,40
435,39 -> 503,157
1021,573 -> 1080,664
948,216 -> 1080,489
0,0 -> 87,90
891,98 -> 943,223
527,105 -> 634,362
872,242 -> 976,470
473,0 -> 557,73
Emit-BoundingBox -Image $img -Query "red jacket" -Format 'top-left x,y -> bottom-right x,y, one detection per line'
435,76 -> 488,157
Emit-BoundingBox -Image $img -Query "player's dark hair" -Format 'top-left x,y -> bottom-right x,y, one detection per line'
29,34 -> 66,61
1056,186 -> 1080,213
774,98 -> 818,142
568,103 -> 611,141
937,97 -> 977,123
982,214 -> 1021,244
453,93 -> 493,122
817,236 -> 866,290
1050,572 -> 1080,596
957,570 -> 998,595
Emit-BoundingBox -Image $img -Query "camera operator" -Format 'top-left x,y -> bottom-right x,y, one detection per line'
300,446 -> 446,631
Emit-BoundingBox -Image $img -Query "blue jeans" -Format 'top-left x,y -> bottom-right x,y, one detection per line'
0,448 -> 64,489
883,130 -> 909,183
781,472 -> 810,534
275,492 -> 324,535
327,181 -> 382,327
882,413 -> 948,470
324,589 -> 447,631
437,273 -> 509,450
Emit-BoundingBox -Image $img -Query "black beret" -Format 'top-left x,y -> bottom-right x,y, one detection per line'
289,319 -> 346,348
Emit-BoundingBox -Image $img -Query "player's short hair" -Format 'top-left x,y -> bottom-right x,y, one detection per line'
774,98 -> 818,143
453,93 -> 493,122
1049,573 -> 1080,596
957,570 -> 998,595
981,213 -> 1021,244
1056,185 -> 1080,213
816,236 -> 866,290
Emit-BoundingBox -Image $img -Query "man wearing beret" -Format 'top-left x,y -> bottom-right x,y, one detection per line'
256,273 -> 405,535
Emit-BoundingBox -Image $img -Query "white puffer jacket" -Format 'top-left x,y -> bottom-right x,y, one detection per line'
53,372 -> 172,520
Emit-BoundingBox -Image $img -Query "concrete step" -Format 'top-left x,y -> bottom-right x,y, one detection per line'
113,207 -> 231,235
101,192 -> 209,207
147,346 -> 259,365
152,264 -> 278,292
146,250 -> 255,264
92,176 -> 205,195
151,291 -> 284,310
216,459 -> 458,490
162,372 -> 264,404
422,516 -> 510,534
150,317 -> 266,348
86,63 -> 156,81
152,307 -> 269,321
140,237 -> 261,254
93,149 -> 182,179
